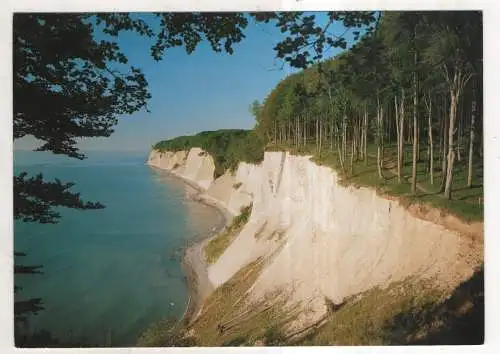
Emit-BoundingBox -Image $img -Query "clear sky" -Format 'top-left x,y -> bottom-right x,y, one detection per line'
15,13 -> 356,153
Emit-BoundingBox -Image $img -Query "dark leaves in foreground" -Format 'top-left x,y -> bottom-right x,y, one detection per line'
14,172 -> 104,224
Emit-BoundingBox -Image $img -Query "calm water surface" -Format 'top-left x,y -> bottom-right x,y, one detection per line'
14,150 -> 224,346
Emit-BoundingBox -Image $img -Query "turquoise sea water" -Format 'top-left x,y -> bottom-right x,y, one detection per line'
14,150 -> 224,346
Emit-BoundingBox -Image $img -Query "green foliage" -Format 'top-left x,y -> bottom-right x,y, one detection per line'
298,267 -> 483,345
154,130 -> 264,178
14,14 -> 151,159
263,326 -> 286,346
233,204 -> 252,225
186,259 -> 294,346
256,11 -> 483,218
205,204 -> 252,264
14,172 -> 104,224
252,12 -> 378,68
137,317 -> 196,347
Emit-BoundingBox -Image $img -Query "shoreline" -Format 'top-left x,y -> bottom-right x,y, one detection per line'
148,164 -> 233,325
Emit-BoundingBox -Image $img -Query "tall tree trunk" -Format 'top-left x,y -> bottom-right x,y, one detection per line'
467,86 -> 476,188
411,50 -> 418,195
288,121 -> 291,143
377,97 -> 383,179
440,94 -> 449,193
438,104 -> 443,168
396,89 -> 405,183
294,116 -> 296,147
444,88 -> 458,199
330,115 -> 334,150
359,114 -> 364,160
363,107 -> 368,166
342,111 -> 347,163
357,115 -> 361,161
417,119 -> 421,161
274,120 -> 277,144
425,94 -> 434,185
315,117 -> 319,149
304,113 -> 307,147
319,116 -> 323,157
350,129 -> 355,175
395,94 -> 400,182
444,68 -> 471,199
336,123 -> 344,171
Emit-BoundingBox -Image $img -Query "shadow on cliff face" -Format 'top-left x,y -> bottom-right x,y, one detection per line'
382,265 -> 484,345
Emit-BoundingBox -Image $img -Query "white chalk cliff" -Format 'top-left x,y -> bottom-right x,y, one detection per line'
147,147 -> 483,327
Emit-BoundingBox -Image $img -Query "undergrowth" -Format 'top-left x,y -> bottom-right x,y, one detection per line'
205,204 -> 252,264
188,259 -> 296,346
296,266 -> 484,346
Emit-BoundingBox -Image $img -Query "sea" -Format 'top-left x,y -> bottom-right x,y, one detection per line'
13,150 -> 224,346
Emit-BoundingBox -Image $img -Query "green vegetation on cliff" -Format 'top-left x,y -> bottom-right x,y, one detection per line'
137,262 -> 483,346
154,129 -> 264,178
205,204 -> 253,264
251,11 -> 483,222
153,11 -> 483,222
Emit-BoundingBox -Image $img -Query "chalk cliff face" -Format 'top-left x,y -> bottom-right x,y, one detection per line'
147,147 -> 482,327
147,148 -> 251,215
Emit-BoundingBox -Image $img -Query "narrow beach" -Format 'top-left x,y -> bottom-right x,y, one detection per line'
151,166 -> 233,324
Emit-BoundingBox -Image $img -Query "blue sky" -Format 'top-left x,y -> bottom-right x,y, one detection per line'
15,13 -> 357,153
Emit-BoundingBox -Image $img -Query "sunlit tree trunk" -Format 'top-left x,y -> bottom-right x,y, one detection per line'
444,68 -> 472,199
376,96 -> 384,179
444,89 -> 457,199
364,106 -> 368,166
440,94 -> 449,193
304,114 -> 307,147
425,93 -> 434,185
330,115 -> 334,150
411,49 -> 418,195
319,115 -> 323,157
395,90 -> 405,183
468,85 -> 476,188
350,128 -> 355,175
359,115 -> 362,160
336,122 -> 344,171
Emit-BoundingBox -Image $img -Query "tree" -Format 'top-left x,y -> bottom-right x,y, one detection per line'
423,12 -> 481,199
256,10 -> 482,209
13,13 -> 152,327
467,78 -> 477,188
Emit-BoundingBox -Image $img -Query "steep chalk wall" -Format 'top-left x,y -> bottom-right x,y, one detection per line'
208,151 -> 482,327
148,148 -> 482,328
147,148 -> 251,215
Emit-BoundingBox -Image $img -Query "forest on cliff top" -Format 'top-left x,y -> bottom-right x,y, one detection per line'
155,11 -> 483,221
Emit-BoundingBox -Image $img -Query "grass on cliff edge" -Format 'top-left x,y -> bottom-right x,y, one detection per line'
188,258 -> 297,346
296,266 -> 484,346
136,263 -> 484,346
205,204 -> 252,265
137,259 -> 296,347
267,141 -> 483,223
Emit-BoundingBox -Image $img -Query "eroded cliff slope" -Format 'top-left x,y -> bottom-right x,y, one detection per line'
147,148 -> 483,329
